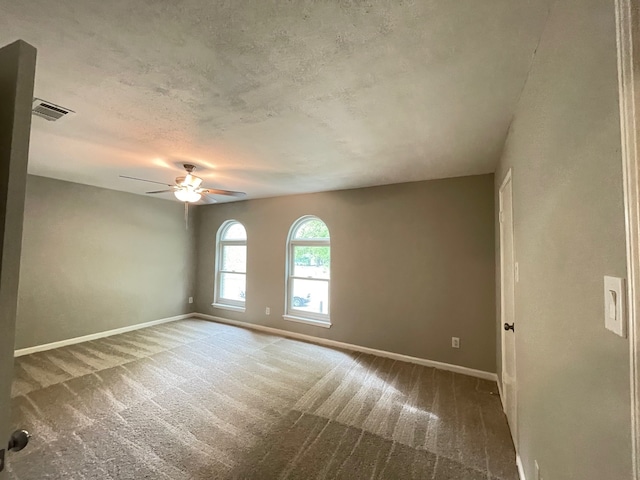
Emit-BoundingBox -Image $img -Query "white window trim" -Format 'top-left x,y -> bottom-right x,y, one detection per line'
212,303 -> 246,313
284,215 -> 331,326
282,314 -> 331,328
214,220 -> 247,309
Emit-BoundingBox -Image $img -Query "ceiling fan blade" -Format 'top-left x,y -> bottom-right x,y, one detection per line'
200,188 -> 246,197
201,194 -> 218,204
146,189 -> 174,194
120,175 -> 173,187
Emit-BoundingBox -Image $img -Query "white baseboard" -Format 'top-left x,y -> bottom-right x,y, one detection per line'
516,455 -> 526,480
498,375 -> 522,480
497,375 -> 506,412
14,312 -> 500,383
14,314 -> 193,357
194,313 -> 498,382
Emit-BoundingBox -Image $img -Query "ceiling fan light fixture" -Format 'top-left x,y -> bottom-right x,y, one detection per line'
174,189 -> 201,203
181,174 -> 203,188
121,163 -> 244,205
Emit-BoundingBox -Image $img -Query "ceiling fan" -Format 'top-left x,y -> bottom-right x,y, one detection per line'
120,164 -> 246,204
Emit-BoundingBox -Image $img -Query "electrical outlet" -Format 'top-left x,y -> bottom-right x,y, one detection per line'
265,307 -> 270,315
188,297 -> 193,304
452,337 -> 460,348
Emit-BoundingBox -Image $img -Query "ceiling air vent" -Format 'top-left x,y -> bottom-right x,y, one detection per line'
31,98 -> 74,122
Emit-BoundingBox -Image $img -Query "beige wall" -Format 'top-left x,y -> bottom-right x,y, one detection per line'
494,0 -> 632,478
195,174 -> 496,373
15,175 -> 196,350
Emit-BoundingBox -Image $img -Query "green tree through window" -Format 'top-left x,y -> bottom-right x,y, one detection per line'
293,219 -> 330,267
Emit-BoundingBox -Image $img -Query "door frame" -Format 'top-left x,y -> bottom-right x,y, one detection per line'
615,1 -> 640,478
0,40 -> 36,478
499,168 -> 517,445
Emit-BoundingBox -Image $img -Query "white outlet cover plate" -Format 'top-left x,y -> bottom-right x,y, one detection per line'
604,276 -> 627,337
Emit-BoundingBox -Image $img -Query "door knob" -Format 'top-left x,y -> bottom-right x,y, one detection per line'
0,429 -> 30,472
8,429 -> 30,452
504,323 -> 515,332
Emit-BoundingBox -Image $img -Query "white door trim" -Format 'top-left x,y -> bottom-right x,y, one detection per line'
499,169 -> 511,398
615,1 -> 640,478
499,168 -> 517,445
499,167 -> 513,192
498,169 -> 518,438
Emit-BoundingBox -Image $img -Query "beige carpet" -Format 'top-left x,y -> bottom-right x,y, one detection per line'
7,318 -> 517,479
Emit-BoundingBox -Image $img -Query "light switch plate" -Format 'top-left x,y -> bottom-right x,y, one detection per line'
604,276 -> 627,337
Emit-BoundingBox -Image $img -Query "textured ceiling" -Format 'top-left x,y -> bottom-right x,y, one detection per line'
0,0 -> 551,202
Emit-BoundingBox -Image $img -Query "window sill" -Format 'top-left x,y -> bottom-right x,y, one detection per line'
212,303 -> 246,313
282,315 -> 331,328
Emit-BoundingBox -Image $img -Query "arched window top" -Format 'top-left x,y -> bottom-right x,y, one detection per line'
220,220 -> 247,241
291,216 -> 330,241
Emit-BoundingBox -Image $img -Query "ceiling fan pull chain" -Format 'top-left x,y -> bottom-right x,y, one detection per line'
184,201 -> 189,230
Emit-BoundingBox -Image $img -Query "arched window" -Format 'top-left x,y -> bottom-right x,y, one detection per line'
284,216 -> 330,327
214,220 -> 247,310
